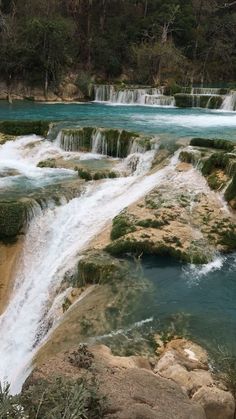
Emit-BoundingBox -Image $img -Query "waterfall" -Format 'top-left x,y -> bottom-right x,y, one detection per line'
93,85 -> 174,106
221,91 -> 236,111
0,151 -> 179,392
191,87 -> 225,95
144,94 -> 175,107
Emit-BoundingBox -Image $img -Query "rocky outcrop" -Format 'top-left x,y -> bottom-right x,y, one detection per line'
179,138 -> 236,211
0,75 -> 86,102
29,344 -> 206,419
0,179 -> 83,243
59,126 -> 155,158
0,120 -> 50,137
155,338 -> 235,419
106,163 -> 236,263
174,94 -> 223,109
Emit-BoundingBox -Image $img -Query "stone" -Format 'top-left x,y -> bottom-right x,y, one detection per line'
192,386 -> 235,419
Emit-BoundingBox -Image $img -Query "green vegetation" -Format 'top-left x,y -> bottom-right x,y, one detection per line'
75,251 -> 131,286
0,200 -> 29,241
110,211 -> 136,241
37,158 -> 57,168
75,167 -> 117,181
0,377 -> 104,419
225,173 -> 236,203
175,94 -> 223,109
190,138 -> 235,152
0,121 -> 50,136
1,1 -> 236,88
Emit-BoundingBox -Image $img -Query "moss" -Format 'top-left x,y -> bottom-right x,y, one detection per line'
174,94 -> 223,109
201,152 -> 229,176
225,173 -> 236,202
110,212 -> 136,240
0,120 -> 50,136
37,159 -> 57,168
190,138 -> 234,152
77,168 -> 93,181
179,150 -> 196,164
106,237 -> 205,263
108,171 -> 117,178
136,218 -> 165,228
218,229 -> 236,250
207,172 -> 223,190
0,200 -> 29,241
76,251 -> 130,286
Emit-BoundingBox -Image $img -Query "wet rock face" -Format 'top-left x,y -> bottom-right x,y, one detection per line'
0,200 -> 29,241
155,338 -> 235,419
0,180 -> 83,243
184,138 -> 236,210
59,126 -> 155,158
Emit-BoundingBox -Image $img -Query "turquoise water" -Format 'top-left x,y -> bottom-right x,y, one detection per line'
139,255 -> 236,352
102,254 -> 236,357
1,101 -> 236,358
1,101 -> 236,140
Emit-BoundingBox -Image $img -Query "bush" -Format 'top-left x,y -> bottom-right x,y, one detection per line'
21,377 -> 104,419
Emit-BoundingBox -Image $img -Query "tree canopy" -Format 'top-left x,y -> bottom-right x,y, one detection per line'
0,0 -> 236,86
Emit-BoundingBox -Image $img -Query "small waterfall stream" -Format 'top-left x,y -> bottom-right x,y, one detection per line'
221,91 -> 236,111
94,85 -> 175,106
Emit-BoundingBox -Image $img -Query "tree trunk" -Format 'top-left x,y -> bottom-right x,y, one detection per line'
44,69 -> 48,99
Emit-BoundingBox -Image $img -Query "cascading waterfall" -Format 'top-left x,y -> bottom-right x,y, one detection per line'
221,91 -> 236,111
0,136 -> 179,392
190,87 -> 225,95
93,84 -> 174,106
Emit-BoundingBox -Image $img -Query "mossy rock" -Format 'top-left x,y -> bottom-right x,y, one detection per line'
179,150 -> 199,164
0,121 -> 50,136
174,94 -> 223,109
190,138 -> 235,152
0,200 -> 30,241
110,211 -> 136,240
106,237 -> 208,264
60,126 -> 152,158
225,173 -> 236,203
218,228 -> 236,251
74,167 -> 117,181
75,251 -> 130,286
37,159 -> 57,168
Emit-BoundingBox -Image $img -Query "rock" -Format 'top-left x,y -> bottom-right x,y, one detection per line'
192,386 -> 235,419
102,368 -> 206,419
105,156 -> 236,262
0,120 -> 50,136
28,344 -> 206,419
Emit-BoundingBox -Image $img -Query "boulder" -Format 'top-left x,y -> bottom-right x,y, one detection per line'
192,386 -> 235,419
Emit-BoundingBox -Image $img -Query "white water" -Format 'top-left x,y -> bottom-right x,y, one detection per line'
94,84 -> 175,107
221,91 -> 236,111
0,134 -> 180,392
0,126 -> 232,392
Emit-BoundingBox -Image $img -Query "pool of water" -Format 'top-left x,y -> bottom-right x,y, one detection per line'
121,254 -> 236,354
1,101 -> 236,141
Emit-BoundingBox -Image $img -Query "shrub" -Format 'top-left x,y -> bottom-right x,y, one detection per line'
21,376 -> 104,419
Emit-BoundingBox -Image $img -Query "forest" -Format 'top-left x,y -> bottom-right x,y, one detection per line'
0,0 -> 236,90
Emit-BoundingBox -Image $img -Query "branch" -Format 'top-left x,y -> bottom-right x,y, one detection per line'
220,1 -> 236,8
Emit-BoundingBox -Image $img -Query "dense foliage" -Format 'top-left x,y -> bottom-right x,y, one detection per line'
0,377 -> 104,419
0,0 -> 236,88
